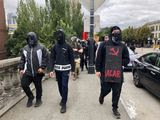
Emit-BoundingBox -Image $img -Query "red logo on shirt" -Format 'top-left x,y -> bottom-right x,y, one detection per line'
109,48 -> 119,56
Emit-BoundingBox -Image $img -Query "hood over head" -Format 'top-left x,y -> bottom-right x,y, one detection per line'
26,32 -> 38,47
55,29 -> 65,45
110,26 -> 122,44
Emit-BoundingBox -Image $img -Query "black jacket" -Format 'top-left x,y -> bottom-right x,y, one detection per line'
49,43 -> 75,72
96,40 -> 130,72
19,43 -> 49,77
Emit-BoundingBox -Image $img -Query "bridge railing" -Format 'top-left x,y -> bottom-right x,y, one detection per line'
0,57 -> 21,110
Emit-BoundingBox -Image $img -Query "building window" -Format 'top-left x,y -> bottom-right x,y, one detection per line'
151,26 -> 154,32
156,26 -> 158,31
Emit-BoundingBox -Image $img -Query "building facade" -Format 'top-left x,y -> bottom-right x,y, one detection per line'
7,13 -> 17,35
0,0 -> 7,59
146,20 -> 160,41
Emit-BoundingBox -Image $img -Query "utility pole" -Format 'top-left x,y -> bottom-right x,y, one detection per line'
88,0 -> 95,74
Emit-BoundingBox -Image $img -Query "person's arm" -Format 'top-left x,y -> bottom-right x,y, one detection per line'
49,46 -> 56,78
122,45 -> 130,67
41,47 -> 49,69
49,46 -> 56,72
19,49 -> 25,70
68,45 -> 75,72
78,43 -> 83,53
95,43 -> 103,72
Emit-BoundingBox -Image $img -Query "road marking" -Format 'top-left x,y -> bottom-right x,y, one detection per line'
120,96 -> 137,120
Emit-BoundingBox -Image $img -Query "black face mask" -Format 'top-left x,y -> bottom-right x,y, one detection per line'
112,33 -> 121,44
56,31 -> 65,45
27,35 -> 37,47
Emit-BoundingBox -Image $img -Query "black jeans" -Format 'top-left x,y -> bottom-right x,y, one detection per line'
55,70 -> 70,105
80,57 -> 88,71
21,74 -> 43,100
100,77 -> 123,109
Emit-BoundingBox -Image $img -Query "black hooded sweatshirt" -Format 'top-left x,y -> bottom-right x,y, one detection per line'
95,39 -> 130,73
19,32 -> 49,77
49,30 -> 75,72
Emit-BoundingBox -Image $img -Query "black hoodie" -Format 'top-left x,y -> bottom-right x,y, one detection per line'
19,32 -> 49,77
49,30 -> 75,72
96,27 -> 129,73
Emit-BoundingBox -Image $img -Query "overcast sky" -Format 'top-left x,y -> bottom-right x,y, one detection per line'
4,0 -> 160,29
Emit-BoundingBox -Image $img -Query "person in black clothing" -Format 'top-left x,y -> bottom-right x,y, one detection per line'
19,32 -> 49,107
49,29 -> 75,113
96,26 -> 129,119
80,40 -> 88,71
130,43 -> 136,53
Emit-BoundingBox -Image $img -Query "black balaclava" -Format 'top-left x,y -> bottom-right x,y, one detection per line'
110,26 -> 122,44
56,29 -> 65,45
27,32 -> 37,47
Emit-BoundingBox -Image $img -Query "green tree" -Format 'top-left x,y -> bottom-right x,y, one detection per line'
135,25 -> 152,44
122,26 -> 136,43
97,27 -> 111,41
6,0 -> 83,57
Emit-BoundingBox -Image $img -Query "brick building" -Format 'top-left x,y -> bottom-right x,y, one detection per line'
0,0 -> 7,59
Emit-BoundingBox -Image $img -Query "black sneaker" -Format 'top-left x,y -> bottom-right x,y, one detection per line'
26,96 -> 34,107
99,95 -> 104,105
34,99 -> 42,107
59,101 -> 63,106
113,109 -> 121,119
60,105 -> 66,113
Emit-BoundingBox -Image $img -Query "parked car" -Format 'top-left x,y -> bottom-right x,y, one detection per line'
124,47 -> 139,70
132,52 -> 160,98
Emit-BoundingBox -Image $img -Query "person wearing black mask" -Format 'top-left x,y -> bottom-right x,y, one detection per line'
49,29 -> 75,113
96,26 -> 129,119
19,32 -> 49,107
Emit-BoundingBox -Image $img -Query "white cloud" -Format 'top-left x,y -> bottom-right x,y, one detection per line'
95,0 -> 160,28
3,0 -> 160,29
4,0 -> 45,14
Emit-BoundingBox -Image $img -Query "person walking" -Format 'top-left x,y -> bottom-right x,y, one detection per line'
71,37 -> 83,80
19,32 -> 49,107
49,29 -> 75,113
96,26 -> 130,119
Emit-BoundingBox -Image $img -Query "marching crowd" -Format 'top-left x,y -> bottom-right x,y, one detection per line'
18,26 -> 129,119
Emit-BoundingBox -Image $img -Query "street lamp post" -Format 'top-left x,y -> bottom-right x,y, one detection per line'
88,0 -> 95,74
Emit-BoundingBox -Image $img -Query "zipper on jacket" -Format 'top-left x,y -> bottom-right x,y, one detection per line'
30,48 -> 34,77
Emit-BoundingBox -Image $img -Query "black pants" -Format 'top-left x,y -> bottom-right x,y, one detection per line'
55,70 -> 70,105
21,74 -> 43,100
80,57 -> 88,71
100,77 -> 123,109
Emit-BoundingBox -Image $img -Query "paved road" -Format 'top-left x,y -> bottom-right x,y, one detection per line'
121,48 -> 160,120
121,72 -> 160,120
1,48 -> 156,120
0,71 -> 130,120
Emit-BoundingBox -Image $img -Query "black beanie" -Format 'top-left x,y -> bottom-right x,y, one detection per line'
111,26 -> 121,33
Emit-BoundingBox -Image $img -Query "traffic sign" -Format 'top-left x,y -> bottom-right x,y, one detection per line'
81,0 -> 105,12
84,15 -> 100,33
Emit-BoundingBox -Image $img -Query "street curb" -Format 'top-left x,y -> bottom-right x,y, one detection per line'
120,96 -> 136,120
0,75 -> 50,117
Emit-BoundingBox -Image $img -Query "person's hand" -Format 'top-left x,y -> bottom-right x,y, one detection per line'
49,71 -> 55,78
73,49 -> 78,51
18,69 -> 24,75
71,72 -> 75,76
78,49 -> 83,53
96,72 -> 101,78
18,69 -> 24,78
38,68 -> 44,74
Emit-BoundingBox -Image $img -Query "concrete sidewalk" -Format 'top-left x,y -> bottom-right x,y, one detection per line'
0,71 -> 130,120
